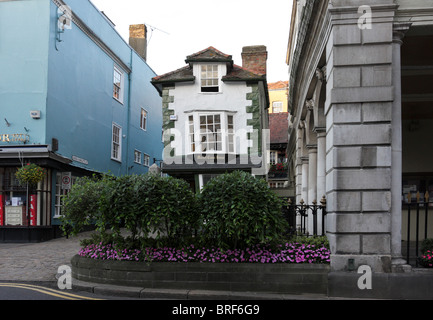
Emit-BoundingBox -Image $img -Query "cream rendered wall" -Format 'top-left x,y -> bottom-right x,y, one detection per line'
269,88 -> 289,113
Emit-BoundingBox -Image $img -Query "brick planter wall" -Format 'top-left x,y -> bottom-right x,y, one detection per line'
71,255 -> 330,295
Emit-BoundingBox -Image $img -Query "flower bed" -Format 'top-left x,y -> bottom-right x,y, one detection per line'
419,250 -> 433,268
78,242 -> 331,264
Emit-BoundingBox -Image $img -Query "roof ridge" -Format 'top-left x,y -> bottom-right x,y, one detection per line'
188,46 -> 231,58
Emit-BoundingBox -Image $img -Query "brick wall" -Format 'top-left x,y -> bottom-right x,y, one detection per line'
242,46 -> 267,75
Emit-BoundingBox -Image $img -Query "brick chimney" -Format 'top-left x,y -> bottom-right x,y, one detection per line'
129,24 -> 147,61
242,45 -> 267,75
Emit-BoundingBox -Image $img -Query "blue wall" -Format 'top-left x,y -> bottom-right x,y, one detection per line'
0,0 -> 162,176
45,0 -> 162,175
0,0 -> 51,145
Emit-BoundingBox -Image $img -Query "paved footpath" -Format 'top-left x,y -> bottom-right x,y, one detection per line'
0,232 -> 93,282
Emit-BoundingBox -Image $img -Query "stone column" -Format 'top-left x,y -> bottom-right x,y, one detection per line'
316,132 -> 326,199
391,23 -> 412,271
326,2 -> 398,273
301,156 -> 309,205
316,130 -> 326,234
307,144 -> 318,235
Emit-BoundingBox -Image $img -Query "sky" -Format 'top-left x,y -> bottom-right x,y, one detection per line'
90,0 -> 292,83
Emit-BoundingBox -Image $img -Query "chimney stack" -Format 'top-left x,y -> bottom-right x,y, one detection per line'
242,45 -> 267,75
129,24 -> 147,61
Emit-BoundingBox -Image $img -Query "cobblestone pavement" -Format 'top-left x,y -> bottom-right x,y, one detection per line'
0,232 -> 94,282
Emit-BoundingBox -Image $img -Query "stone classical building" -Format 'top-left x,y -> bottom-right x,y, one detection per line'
287,0 -> 433,274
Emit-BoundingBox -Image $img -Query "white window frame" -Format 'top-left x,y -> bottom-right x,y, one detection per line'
111,123 -> 122,162
187,112 -> 235,155
54,173 -> 76,218
269,151 -> 278,165
143,153 -> 150,167
200,64 -> 219,93
140,108 -> 148,131
134,150 -> 142,164
113,65 -> 124,103
272,101 -> 283,113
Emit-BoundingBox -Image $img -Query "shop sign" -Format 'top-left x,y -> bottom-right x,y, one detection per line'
0,195 -> 3,226
30,195 -> 37,226
0,134 -> 30,143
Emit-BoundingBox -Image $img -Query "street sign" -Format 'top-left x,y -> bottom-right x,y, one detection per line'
62,172 -> 72,190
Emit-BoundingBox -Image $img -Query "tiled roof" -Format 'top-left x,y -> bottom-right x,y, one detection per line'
151,47 -> 267,95
151,66 -> 194,83
268,81 -> 288,90
269,112 -> 289,144
222,64 -> 266,82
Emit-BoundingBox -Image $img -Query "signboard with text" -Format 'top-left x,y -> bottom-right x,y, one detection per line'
30,195 -> 37,226
0,195 -> 3,226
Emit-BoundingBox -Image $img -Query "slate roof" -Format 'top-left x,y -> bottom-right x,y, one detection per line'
269,112 -> 289,145
151,47 -> 266,95
185,46 -> 233,64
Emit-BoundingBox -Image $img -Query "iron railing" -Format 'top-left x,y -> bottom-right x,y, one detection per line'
404,191 -> 433,267
282,197 -> 327,237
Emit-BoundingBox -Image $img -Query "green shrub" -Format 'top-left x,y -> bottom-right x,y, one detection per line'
61,173 -> 198,247
131,174 -> 198,246
60,175 -> 105,237
197,171 -> 288,249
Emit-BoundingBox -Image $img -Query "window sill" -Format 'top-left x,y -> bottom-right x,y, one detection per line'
198,92 -> 223,95
113,97 -> 124,105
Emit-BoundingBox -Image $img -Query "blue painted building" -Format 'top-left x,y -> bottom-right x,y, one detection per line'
0,0 -> 163,241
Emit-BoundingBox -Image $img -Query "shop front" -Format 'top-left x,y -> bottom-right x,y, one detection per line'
0,145 -> 86,242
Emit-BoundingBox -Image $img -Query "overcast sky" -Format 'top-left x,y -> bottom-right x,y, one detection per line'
90,0 -> 292,83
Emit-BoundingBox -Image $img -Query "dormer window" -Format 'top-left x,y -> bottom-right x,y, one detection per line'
200,65 -> 219,92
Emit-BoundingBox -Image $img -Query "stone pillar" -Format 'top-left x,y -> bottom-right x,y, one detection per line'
316,130 -> 326,234
301,156 -> 309,205
307,145 -> 318,235
295,127 -> 304,204
391,23 -> 412,271
316,131 -> 326,202
326,2 -> 398,273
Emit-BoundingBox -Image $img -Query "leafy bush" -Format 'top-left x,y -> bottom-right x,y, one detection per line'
61,173 -> 198,247
60,175 -> 105,237
130,174 -> 198,247
197,171 -> 289,249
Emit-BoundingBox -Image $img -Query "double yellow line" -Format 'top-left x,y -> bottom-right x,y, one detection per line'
0,283 -> 103,300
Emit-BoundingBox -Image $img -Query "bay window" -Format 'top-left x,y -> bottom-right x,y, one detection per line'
188,112 -> 235,154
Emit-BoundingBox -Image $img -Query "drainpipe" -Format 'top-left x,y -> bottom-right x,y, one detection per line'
125,49 -> 133,175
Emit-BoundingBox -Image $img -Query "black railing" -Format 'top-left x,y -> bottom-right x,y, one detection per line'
282,197 -> 327,237
404,192 -> 433,267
